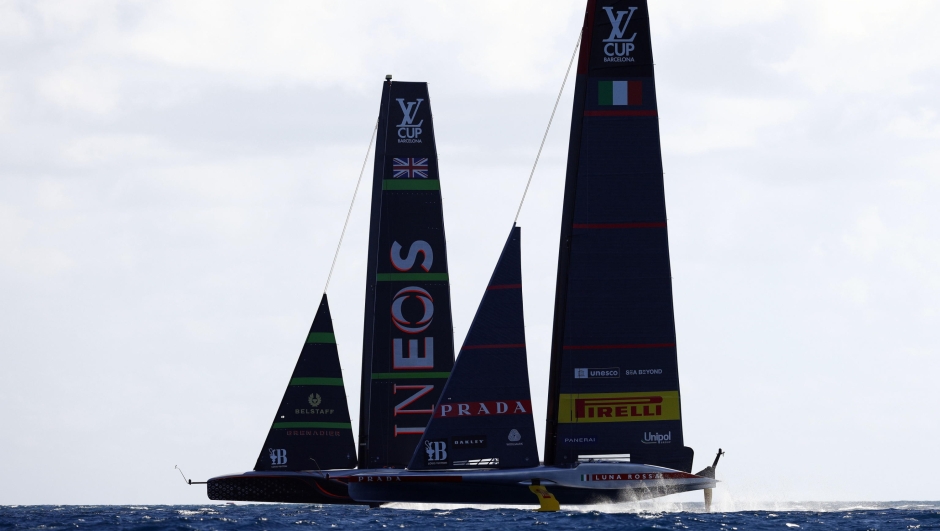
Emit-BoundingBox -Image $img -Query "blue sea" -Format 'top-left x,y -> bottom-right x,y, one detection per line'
2,503 -> 938,530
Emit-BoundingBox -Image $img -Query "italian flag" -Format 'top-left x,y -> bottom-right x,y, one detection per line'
598,80 -> 642,106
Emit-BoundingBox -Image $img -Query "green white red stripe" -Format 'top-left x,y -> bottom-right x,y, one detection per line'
598,81 -> 642,106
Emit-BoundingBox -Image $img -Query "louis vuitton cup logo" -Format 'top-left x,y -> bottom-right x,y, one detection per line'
396,98 -> 424,143
602,6 -> 638,62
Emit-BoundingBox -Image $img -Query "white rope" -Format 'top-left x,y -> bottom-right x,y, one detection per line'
514,29 -> 583,223
323,118 -> 379,294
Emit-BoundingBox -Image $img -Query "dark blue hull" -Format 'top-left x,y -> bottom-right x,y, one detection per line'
207,472 -> 362,505
347,463 -> 715,506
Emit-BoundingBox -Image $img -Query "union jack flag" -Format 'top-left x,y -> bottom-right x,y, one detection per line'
392,158 -> 429,179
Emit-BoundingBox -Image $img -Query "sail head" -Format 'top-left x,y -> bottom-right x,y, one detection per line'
408,226 -> 539,470
254,294 -> 358,471
544,0 -> 694,472
358,80 -> 456,468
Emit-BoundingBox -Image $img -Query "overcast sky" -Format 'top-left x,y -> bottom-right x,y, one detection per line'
1,0 -> 939,506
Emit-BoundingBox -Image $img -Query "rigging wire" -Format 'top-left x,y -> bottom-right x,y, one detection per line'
514,29 -> 583,224
323,118 -> 379,294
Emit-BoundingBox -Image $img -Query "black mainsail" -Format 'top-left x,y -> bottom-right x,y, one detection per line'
544,0 -> 694,472
254,294 -> 358,471
358,79 -> 456,468
407,226 -> 539,471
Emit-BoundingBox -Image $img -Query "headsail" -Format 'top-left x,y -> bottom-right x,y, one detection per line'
544,0 -> 694,472
254,294 -> 357,471
407,226 -> 539,470
358,79 -> 456,468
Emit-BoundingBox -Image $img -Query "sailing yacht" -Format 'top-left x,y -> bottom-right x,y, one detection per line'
206,79 -> 454,504
205,0 -> 722,510
348,0 -> 721,507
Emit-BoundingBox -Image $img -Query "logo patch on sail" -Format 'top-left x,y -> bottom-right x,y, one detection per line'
598,81 -> 642,106
601,6 -> 638,62
574,367 -> 620,379
396,98 -> 424,143
392,158 -> 429,179
268,448 -> 287,466
424,439 -> 448,465
452,436 -> 487,449
434,400 -> 531,418
557,391 -> 680,423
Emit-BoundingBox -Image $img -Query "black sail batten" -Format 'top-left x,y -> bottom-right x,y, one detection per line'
408,226 -> 539,470
358,80 -> 456,468
254,294 -> 358,471
544,0 -> 693,472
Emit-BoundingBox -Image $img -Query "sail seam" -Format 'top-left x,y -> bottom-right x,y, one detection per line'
573,222 -> 666,229
383,180 -> 440,191
305,332 -> 336,344
486,284 -> 521,290
376,272 -> 448,281
289,377 -> 344,386
563,343 -> 675,350
584,110 -> 658,117
371,372 -> 450,380
461,344 -> 526,350
272,422 -> 352,429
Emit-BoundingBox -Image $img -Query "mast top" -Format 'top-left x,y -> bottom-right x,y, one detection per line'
385,74 -> 392,81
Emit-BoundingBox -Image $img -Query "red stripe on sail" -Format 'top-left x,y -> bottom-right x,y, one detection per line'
564,343 -> 676,350
584,110 -> 658,117
462,344 -> 526,350
573,222 -> 666,229
628,81 -> 643,105
487,284 -> 522,290
577,0 -> 597,75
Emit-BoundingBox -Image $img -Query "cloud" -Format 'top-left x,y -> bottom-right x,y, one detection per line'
37,65 -> 122,115
0,205 -> 74,277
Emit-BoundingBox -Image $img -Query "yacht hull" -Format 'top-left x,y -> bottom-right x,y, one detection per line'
348,463 -> 716,506
207,471 -> 361,505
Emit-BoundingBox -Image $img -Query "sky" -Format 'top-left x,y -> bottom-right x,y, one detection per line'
1,0 -> 939,506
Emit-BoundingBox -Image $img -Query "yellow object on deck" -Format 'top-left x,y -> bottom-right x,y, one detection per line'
528,484 -> 560,512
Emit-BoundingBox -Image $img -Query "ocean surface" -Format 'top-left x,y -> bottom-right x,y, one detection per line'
2,502 -> 938,530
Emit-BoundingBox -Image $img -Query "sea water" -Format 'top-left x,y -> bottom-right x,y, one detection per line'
1,502 -> 938,530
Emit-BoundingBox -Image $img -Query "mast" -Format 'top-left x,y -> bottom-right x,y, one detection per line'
358,78 -> 456,468
544,0 -> 596,467
544,0 -> 694,472
357,78 -> 392,467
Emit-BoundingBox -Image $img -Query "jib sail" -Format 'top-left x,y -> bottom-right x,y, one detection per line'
254,294 -> 358,471
544,0 -> 694,472
358,79 -> 456,468
407,226 -> 539,470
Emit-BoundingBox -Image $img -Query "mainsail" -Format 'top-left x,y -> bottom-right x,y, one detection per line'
407,226 -> 539,470
544,0 -> 694,472
254,294 -> 358,471
358,80 -> 456,468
